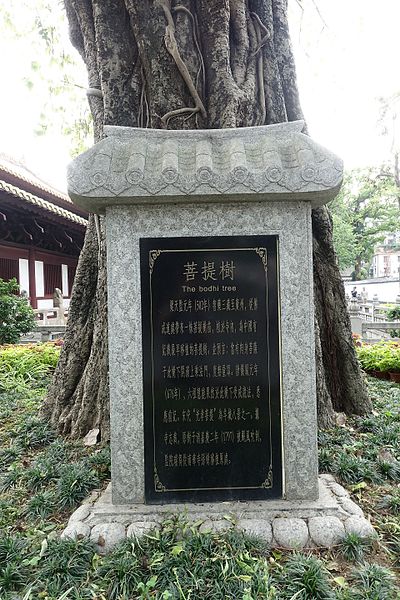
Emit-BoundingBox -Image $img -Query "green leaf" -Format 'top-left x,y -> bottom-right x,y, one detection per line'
350,481 -> 367,491
147,575 -> 158,588
171,543 -> 184,556
333,576 -> 348,588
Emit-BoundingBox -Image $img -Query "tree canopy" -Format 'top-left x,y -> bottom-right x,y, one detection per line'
331,167 -> 399,279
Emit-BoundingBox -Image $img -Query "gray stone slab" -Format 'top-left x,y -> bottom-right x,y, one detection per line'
237,519 -> 273,544
107,199 -> 318,504
90,523 -> 126,555
67,123 -> 345,512
61,477 -> 376,552
272,518 -> 309,549
67,122 -> 343,213
86,479 -> 339,527
61,522 -> 91,540
344,517 -> 376,538
127,521 -> 158,538
308,516 -> 345,547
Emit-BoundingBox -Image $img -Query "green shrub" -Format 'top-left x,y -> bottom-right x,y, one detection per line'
333,453 -> 366,484
0,534 -> 30,594
318,447 -> 335,472
25,490 -> 57,519
0,343 -> 60,392
356,341 -> 400,373
0,278 -> 36,344
349,562 -> 396,599
86,446 -> 111,481
95,539 -> 143,600
34,538 -> 95,597
56,462 -> 100,509
378,493 -> 400,515
387,306 -> 400,338
276,553 -> 335,599
339,532 -> 374,562
13,416 -> 55,449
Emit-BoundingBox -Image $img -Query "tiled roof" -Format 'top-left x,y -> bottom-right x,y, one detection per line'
0,180 -> 87,227
0,155 -> 70,203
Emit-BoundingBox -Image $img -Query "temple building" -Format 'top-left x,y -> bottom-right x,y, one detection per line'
0,155 -> 87,308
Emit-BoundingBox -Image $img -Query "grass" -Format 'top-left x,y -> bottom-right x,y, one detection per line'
0,344 -> 399,599
318,376 -> 400,583
0,344 -> 110,534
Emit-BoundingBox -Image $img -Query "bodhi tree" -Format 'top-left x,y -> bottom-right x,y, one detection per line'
43,0 -> 371,438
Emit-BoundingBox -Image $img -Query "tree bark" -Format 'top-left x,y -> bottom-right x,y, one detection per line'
43,0 -> 371,438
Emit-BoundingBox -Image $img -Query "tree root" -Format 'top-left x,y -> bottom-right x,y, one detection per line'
250,11 -> 270,56
138,66 -> 150,127
173,5 -> 205,100
250,12 -> 266,124
158,0 -> 206,125
161,107 -> 200,127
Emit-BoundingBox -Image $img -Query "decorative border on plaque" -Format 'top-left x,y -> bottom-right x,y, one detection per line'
149,250 -> 162,274
255,248 -> 268,270
148,245 -> 279,494
154,467 -> 166,492
261,466 -> 273,489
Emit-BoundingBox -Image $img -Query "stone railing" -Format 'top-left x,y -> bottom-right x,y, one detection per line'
34,307 -> 67,326
348,300 -> 392,321
348,299 -> 400,340
20,325 -> 66,344
360,321 -> 400,343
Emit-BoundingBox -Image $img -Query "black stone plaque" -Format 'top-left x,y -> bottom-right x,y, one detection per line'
140,235 -> 282,503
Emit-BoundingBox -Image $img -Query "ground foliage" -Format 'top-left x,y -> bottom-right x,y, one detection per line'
0,346 -> 398,599
0,279 -> 36,345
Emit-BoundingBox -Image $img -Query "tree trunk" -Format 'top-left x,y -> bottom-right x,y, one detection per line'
43,0 -> 371,438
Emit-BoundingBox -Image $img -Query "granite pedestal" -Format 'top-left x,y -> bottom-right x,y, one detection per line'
62,121 -> 374,549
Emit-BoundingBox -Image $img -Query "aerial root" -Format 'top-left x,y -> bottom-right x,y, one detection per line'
250,12 -> 267,124
161,107 -> 200,126
250,11 -> 270,57
158,0 -> 207,126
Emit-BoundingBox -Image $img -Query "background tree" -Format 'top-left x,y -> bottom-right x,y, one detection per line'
0,1 -> 92,160
331,168 -> 399,279
0,279 -> 35,345
43,0 -> 371,436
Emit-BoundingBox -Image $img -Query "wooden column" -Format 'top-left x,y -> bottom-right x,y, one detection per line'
28,247 -> 37,308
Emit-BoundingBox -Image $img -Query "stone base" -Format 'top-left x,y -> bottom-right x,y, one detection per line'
62,475 -> 375,554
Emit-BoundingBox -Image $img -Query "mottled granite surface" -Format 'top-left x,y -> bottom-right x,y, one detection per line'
68,122 -> 343,213
62,477 -> 376,552
107,199 -> 318,504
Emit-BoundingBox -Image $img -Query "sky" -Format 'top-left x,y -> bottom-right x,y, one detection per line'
0,0 -> 399,192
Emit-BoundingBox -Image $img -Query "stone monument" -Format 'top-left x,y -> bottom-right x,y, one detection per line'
63,121 -> 375,552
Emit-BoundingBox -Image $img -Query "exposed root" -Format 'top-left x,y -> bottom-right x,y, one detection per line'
94,214 -> 102,264
161,107 -> 200,127
250,11 -> 270,57
250,12 -> 266,124
138,65 -> 150,127
86,87 -> 103,99
158,0 -> 207,124
173,5 -> 205,99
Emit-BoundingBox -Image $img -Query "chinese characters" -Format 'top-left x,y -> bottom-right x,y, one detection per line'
183,260 -> 236,282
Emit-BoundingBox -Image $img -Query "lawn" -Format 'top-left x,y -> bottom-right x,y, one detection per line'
0,344 -> 399,599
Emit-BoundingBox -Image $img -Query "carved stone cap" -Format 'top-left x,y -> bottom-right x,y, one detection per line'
67,121 -> 343,214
